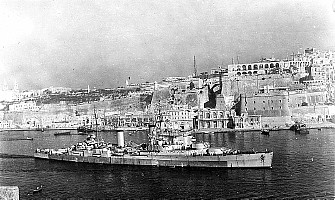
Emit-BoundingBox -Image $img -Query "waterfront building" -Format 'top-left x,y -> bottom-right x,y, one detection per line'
233,113 -> 262,129
238,91 -> 292,128
288,90 -> 328,107
197,109 -> 232,129
291,105 -> 331,124
159,105 -> 195,131
105,112 -> 154,128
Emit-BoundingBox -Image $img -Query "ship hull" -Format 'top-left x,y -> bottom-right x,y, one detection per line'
34,151 -> 273,168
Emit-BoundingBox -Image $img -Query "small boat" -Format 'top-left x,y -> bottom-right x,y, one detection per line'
261,129 -> 270,135
291,123 -> 309,134
54,131 -> 71,136
26,137 -> 33,140
33,185 -> 43,193
36,128 -> 45,132
77,126 -> 95,133
271,126 -> 280,131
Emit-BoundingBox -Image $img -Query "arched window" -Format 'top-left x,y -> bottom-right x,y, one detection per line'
275,63 -> 279,68
213,112 -> 217,118
237,72 -> 241,76
253,71 -> 257,74
237,65 -> 241,71
242,72 -> 247,75
260,64 -> 263,69
205,112 -> 210,118
248,65 -> 252,70
248,71 -> 252,76
270,63 -> 274,68
265,64 -> 269,68
242,65 -> 246,70
254,64 -> 258,70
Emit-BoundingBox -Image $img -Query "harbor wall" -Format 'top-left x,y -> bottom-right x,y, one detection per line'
261,116 -> 293,128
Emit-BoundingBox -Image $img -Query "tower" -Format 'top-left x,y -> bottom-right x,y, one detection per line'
126,77 -> 130,86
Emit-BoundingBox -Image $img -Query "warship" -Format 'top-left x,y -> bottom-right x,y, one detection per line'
34,131 -> 273,168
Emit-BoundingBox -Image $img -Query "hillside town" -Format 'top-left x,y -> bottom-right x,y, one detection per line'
1,48 -> 335,132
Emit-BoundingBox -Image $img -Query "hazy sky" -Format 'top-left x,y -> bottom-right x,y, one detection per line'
1,0 -> 335,90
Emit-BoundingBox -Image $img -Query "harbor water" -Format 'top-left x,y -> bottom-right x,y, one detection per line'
0,129 -> 334,199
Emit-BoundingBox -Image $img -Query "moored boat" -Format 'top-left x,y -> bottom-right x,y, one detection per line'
54,131 -> 71,136
77,126 -> 95,134
261,129 -> 270,135
290,123 -> 309,134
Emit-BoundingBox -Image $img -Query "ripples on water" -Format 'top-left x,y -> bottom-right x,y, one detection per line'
0,129 -> 334,199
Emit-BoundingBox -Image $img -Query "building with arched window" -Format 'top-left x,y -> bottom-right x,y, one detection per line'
198,109 -> 232,129
227,61 -> 291,77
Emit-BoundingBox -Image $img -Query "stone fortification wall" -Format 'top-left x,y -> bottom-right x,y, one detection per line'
2,94 -> 151,128
239,92 -> 291,117
220,74 -> 293,96
74,95 -> 149,113
152,87 -> 198,108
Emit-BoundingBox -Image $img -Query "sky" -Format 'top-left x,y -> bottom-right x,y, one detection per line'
0,0 -> 335,90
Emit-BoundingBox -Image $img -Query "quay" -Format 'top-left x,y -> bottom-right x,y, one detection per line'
194,122 -> 335,134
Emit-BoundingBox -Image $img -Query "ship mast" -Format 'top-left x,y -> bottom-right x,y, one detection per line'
193,55 -> 197,77
94,105 -> 99,143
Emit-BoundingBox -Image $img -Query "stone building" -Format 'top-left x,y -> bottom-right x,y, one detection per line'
227,61 -> 291,77
197,109 -> 233,129
238,92 -> 292,128
288,91 -> 328,107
